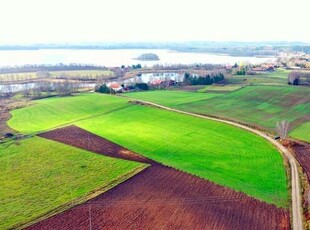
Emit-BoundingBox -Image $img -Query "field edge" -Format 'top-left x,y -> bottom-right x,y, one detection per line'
14,163 -> 149,230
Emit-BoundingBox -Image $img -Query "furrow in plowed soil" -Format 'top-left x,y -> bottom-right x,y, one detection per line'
29,126 -> 290,230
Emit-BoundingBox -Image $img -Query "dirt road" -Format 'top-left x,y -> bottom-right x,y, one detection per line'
136,100 -> 304,230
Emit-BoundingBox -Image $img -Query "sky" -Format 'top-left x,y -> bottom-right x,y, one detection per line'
0,0 -> 310,44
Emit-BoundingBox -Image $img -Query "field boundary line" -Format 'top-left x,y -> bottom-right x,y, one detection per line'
135,99 -> 304,230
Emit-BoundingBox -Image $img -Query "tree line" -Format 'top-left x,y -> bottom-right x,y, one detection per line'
183,72 -> 225,85
0,80 -> 85,99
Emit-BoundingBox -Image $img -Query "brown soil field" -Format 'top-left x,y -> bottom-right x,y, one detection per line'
38,125 -> 153,164
28,126 -> 290,230
286,140 -> 310,225
288,141 -> 310,183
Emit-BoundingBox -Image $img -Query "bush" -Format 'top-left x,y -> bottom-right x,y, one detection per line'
135,83 -> 149,90
95,84 -> 113,94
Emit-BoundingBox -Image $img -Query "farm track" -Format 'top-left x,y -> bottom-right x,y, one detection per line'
27,125 -> 290,230
134,99 -> 304,230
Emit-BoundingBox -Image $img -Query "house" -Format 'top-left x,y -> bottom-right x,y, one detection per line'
108,83 -> 123,92
150,79 -> 164,85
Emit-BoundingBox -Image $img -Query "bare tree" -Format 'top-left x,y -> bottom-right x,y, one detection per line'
22,83 -> 31,98
276,120 -> 290,139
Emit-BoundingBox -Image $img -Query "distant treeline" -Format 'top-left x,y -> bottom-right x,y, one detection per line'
152,63 -> 225,71
0,64 -> 105,74
183,72 -> 225,85
0,80 -> 87,98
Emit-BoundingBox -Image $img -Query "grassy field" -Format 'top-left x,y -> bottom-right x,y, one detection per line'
197,84 -> 245,93
175,86 -> 310,138
126,90 -> 221,107
8,94 -> 288,207
127,86 -> 310,141
290,122 -> 310,143
225,69 -> 290,86
8,93 -> 132,133
0,136 -> 144,229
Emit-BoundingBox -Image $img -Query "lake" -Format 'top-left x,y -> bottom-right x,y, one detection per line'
0,49 -> 275,68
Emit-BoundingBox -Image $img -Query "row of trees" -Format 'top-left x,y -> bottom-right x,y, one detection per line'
183,72 -> 225,85
152,63 -> 225,71
0,80 -> 83,98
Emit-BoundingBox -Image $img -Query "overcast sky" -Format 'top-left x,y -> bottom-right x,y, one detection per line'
0,0 -> 309,44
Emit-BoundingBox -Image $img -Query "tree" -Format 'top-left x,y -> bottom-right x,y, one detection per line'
276,120 -> 290,140
95,84 -> 113,94
135,83 -> 148,90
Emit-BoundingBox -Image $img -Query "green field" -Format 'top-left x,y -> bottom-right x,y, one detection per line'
126,90 -> 221,107
176,86 -> 310,139
8,93 -> 288,207
128,86 -> 310,141
225,69 -> 290,86
290,122 -> 310,143
8,93 -> 132,133
0,137 -> 144,229
197,84 -> 245,93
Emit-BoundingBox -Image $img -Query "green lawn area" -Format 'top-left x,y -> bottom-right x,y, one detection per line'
290,122 -> 310,143
126,90 -> 221,107
0,137 -> 144,229
8,93 -> 132,133
8,94 -> 288,207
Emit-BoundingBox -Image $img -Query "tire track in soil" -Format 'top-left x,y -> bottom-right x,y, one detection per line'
27,125 -> 290,230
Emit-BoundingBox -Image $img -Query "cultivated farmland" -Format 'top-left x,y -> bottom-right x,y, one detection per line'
8,94 -> 288,207
0,136 -> 144,229
127,90 -> 221,107
8,93 -> 131,133
128,86 -> 310,142
27,126 -> 290,230
290,122 -> 310,143
225,69 -> 290,86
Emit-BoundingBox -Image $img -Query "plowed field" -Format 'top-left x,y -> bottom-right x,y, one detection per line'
39,126 -> 152,164
28,126 -> 290,230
